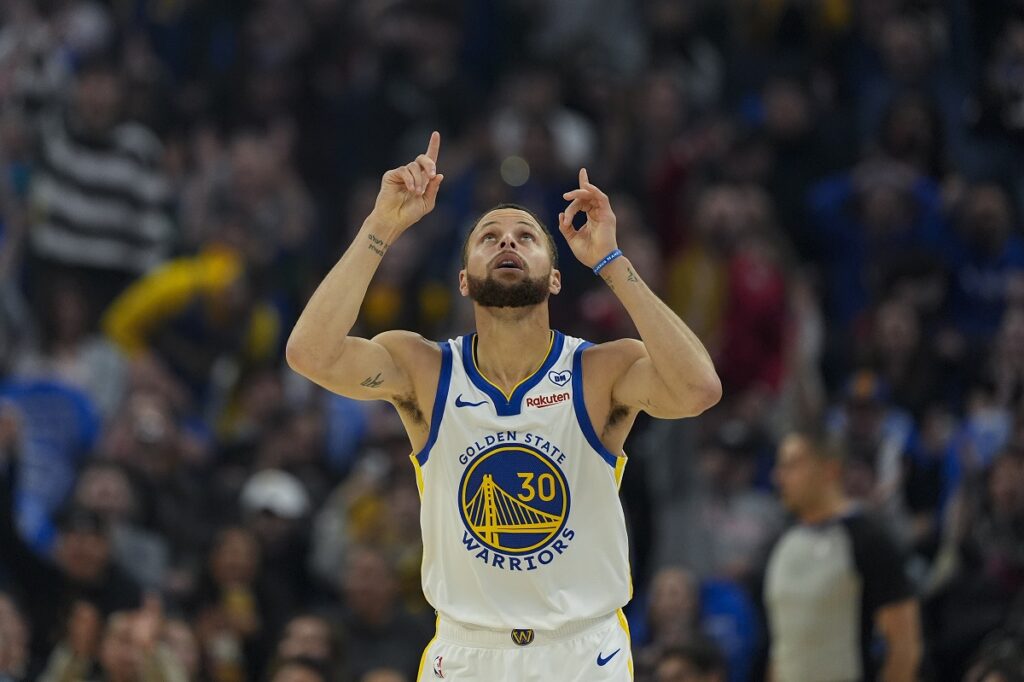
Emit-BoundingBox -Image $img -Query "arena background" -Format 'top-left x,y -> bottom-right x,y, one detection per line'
1,0 -> 1023,680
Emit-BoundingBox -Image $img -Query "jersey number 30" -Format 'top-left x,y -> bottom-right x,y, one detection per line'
517,472 -> 557,502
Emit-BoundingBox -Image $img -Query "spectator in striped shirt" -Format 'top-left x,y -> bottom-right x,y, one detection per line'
26,52 -> 174,329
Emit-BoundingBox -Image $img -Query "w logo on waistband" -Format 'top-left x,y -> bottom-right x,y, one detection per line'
511,629 -> 535,646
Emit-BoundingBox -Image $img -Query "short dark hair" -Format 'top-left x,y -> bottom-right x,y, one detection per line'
461,203 -> 558,269
784,427 -> 845,462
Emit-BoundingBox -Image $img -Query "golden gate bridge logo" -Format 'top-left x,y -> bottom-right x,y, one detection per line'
459,445 -> 569,554
465,474 -> 562,544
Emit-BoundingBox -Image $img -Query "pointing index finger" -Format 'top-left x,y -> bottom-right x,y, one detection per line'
578,167 -> 606,197
426,131 -> 441,163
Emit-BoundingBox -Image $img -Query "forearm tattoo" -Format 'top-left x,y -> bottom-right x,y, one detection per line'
367,233 -> 389,257
601,267 -> 640,291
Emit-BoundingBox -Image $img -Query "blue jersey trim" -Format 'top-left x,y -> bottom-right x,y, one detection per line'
571,342 -> 619,467
414,341 -> 453,465
461,330 -> 565,416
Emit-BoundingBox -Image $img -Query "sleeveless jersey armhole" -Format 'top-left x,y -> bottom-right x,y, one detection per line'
571,342 -> 619,468
412,341 -> 453,466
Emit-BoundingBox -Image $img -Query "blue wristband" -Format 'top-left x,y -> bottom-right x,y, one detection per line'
592,249 -> 623,275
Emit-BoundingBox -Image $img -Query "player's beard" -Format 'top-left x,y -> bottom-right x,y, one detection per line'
466,271 -> 550,308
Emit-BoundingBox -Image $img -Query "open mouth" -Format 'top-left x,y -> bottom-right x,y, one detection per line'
492,253 -> 524,271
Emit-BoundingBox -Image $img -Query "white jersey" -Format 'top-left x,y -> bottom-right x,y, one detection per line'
411,330 -> 632,630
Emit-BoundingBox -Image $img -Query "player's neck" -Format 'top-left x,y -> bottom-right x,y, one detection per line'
473,306 -> 552,393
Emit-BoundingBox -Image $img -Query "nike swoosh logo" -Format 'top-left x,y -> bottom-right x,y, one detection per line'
596,649 -> 621,666
454,394 -> 487,408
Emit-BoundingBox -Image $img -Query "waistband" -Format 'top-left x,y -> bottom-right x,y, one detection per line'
436,612 -> 618,649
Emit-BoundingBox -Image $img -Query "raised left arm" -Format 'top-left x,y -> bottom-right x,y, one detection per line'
559,170 -> 721,419
601,258 -> 720,417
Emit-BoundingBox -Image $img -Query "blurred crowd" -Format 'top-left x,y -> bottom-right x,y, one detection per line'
1,0 -> 1024,680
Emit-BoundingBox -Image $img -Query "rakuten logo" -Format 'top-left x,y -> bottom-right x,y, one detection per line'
526,392 -> 570,408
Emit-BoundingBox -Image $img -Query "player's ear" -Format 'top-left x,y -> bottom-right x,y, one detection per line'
458,269 -> 469,297
548,268 -> 561,295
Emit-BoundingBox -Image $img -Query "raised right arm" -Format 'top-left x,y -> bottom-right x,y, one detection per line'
286,132 -> 444,401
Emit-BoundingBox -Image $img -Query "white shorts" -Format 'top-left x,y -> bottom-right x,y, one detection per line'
416,611 -> 634,682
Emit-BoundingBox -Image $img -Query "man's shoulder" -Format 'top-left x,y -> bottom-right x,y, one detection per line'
836,508 -> 890,537
373,330 -> 444,379
373,330 -> 443,354
835,509 -> 910,575
574,337 -> 645,365
571,338 -> 647,392
837,510 -> 903,551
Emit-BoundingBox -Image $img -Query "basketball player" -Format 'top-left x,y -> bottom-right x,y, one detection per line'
286,132 -> 721,681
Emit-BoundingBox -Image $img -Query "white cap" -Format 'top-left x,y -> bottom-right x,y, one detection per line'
240,469 -> 310,520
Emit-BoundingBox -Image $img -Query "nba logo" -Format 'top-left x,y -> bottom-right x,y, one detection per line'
433,655 -> 444,678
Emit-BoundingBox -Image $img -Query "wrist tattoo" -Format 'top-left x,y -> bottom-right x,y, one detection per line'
360,372 -> 384,388
601,273 -> 615,291
367,233 -> 389,257
626,267 -> 639,283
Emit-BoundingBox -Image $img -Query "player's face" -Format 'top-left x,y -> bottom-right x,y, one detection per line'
773,435 -> 826,514
460,209 -> 560,307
